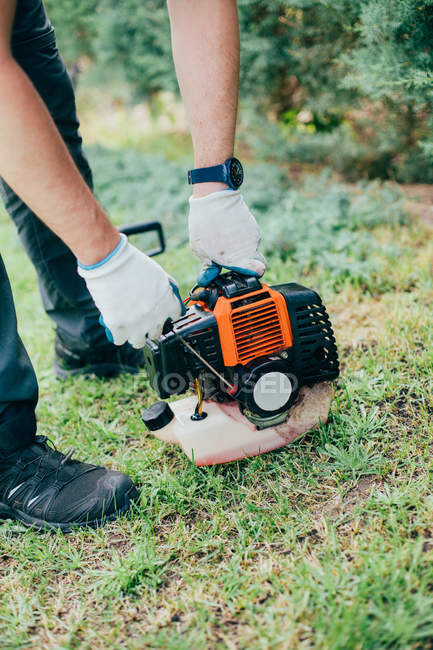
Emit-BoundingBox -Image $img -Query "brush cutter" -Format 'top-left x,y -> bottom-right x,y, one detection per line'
141,270 -> 339,465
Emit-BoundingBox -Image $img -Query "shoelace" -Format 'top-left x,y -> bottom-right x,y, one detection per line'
18,436 -> 77,483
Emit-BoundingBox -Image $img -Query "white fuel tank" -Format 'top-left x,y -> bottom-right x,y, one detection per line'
143,382 -> 333,466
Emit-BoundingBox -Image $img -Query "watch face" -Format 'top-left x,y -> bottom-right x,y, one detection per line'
229,158 -> 244,189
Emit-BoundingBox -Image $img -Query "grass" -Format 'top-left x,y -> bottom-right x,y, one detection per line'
1,119 -> 433,648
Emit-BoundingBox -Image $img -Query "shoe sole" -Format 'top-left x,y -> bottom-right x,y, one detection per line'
0,486 -> 138,533
53,359 -> 141,380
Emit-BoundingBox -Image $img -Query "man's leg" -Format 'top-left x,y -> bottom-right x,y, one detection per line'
0,254 -> 138,531
0,254 -> 38,452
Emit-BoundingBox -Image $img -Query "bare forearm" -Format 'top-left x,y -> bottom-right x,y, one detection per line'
167,0 -> 240,197
0,57 -> 119,264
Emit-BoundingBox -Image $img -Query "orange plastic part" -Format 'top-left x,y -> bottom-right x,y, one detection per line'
192,284 -> 293,367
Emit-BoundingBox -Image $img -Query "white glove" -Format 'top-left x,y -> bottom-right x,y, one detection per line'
188,189 -> 267,286
78,234 -> 183,347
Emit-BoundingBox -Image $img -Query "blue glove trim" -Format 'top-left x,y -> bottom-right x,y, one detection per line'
78,234 -> 126,271
99,315 -> 114,343
197,262 -> 222,287
197,262 -> 259,287
169,281 -> 187,316
224,265 -> 260,277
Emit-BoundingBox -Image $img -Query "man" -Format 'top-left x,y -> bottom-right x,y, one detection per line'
0,0 -> 266,531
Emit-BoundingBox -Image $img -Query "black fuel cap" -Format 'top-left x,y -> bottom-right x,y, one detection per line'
141,401 -> 174,431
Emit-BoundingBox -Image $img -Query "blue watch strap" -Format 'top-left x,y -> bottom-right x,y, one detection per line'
188,163 -> 228,185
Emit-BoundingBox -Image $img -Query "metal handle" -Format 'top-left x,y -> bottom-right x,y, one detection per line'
118,221 -> 165,257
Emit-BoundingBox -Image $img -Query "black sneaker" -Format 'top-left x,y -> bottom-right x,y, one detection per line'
0,436 -> 139,532
54,335 -> 145,379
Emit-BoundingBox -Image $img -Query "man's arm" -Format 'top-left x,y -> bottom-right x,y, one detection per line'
167,0 -> 239,198
167,0 -> 266,285
0,1 -> 183,345
0,0 -> 119,265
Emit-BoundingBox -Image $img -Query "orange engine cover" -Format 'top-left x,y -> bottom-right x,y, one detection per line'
210,284 -> 293,366
143,273 -> 339,401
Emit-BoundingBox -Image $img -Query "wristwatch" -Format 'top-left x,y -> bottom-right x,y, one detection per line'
187,157 -> 244,190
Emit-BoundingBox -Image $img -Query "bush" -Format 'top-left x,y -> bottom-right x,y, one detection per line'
87,145 -> 408,291
46,0 -> 433,181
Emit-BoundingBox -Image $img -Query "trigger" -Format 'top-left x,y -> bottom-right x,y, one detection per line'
162,318 -> 175,336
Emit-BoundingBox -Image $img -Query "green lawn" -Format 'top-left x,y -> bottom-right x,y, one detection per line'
1,134 -> 433,648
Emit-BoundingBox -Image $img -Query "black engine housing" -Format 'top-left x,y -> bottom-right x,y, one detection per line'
143,277 -> 339,411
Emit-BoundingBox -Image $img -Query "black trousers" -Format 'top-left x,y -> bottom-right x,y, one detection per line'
0,0 -> 105,451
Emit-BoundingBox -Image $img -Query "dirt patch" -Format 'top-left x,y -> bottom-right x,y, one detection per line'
105,533 -> 134,556
313,476 -> 376,522
376,387 -> 432,430
400,184 -> 433,224
332,292 -> 389,350
423,540 -> 433,553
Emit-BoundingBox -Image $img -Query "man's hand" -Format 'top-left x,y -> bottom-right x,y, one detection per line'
78,235 -> 184,347
189,189 -> 267,286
